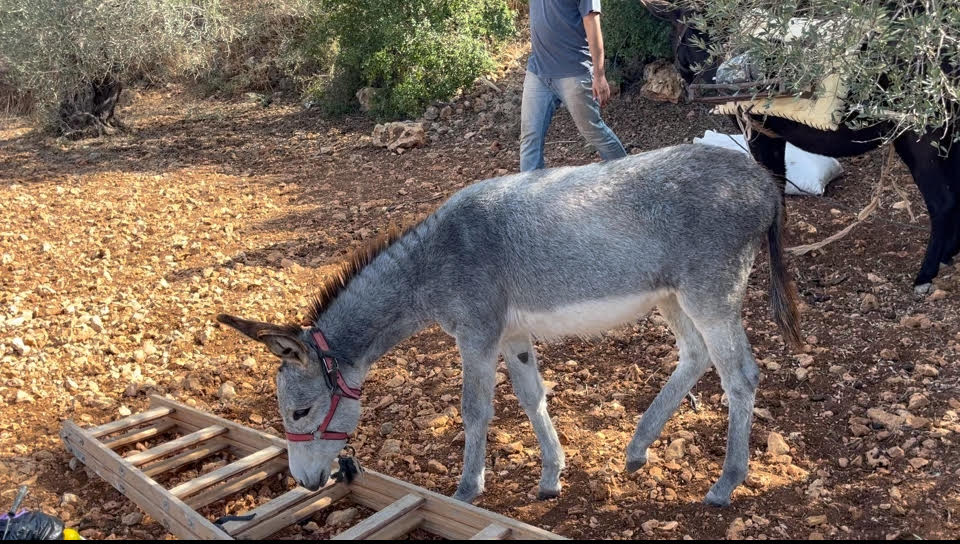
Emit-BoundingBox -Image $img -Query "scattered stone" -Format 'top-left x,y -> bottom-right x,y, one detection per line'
218,382 -> 237,401
303,521 -> 320,533
807,515 -> 828,526
414,413 -> 449,430
372,122 -> 426,152
15,390 -> 35,404
767,432 -> 790,456
867,408 -> 905,429
663,439 -> 685,461
121,511 -> 143,526
326,507 -> 359,527
426,459 -> 448,474
908,393 -> 929,411
860,293 -> 879,312
423,106 -> 439,120
640,60 -> 683,103
908,457 -> 929,469
726,517 -> 746,540
249,413 -> 264,425
641,520 -> 659,534
916,364 -> 939,377
380,439 -> 402,455
61,493 -> 80,507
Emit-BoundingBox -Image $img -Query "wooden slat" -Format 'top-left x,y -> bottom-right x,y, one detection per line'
60,421 -> 230,540
150,395 -> 283,453
104,421 -> 176,450
347,469 -> 564,540
169,446 -> 284,499
471,523 -> 511,540
348,485 -> 475,540
333,493 -> 424,540
366,510 -> 423,540
89,406 -> 174,438
126,425 -> 227,467
141,441 -> 229,478
185,458 -> 288,509
219,483 -> 339,536
236,484 -> 350,540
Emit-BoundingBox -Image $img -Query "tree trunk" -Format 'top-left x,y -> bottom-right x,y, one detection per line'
57,76 -> 123,137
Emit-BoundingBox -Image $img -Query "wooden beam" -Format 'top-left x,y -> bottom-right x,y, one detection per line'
103,421 -> 176,450
125,425 -> 227,467
141,441 -> 229,478
365,511 -> 423,540
168,446 -> 284,499
333,493 -> 424,540
89,406 -> 174,438
60,421 -> 230,540
150,395 -> 284,453
219,483 -> 340,536
235,484 -> 350,540
185,458 -> 288,509
471,523 -> 511,540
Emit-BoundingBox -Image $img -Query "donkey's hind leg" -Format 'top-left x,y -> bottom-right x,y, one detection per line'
680,301 -> 760,507
502,335 -> 565,499
626,295 -> 712,472
453,333 -> 501,503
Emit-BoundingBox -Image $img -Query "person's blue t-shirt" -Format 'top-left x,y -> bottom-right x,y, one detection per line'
527,0 -> 601,78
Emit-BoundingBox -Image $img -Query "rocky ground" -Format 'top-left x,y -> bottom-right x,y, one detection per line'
1,64 -> 958,540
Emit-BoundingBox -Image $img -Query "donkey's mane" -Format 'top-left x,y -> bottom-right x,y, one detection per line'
303,221 -> 420,325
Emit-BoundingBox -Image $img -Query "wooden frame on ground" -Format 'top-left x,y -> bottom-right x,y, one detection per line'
60,395 -> 565,540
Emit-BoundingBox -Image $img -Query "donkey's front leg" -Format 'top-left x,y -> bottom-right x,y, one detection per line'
453,335 -> 500,503
502,335 -> 565,499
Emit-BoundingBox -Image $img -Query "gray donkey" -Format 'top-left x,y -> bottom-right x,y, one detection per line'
217,143 -> 801,507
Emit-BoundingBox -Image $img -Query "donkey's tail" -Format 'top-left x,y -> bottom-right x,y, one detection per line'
767,201 -> 802,349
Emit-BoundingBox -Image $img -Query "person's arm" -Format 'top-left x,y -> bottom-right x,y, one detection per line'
583,11 -> 611,107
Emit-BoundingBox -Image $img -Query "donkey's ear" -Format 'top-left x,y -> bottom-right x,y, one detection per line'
216,314 -> 310,365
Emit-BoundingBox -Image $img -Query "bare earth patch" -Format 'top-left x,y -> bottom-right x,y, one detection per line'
0,75 -> 958,539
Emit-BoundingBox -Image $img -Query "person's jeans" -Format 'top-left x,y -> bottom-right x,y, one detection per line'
519,70 -> 627,172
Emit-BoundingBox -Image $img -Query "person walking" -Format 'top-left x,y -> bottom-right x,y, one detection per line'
520,1 -> 627,172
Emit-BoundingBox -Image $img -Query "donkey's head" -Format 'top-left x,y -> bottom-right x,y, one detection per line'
216,314 -> 361,491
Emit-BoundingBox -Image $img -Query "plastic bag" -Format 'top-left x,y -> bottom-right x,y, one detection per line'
0,510 -> 66,540
693,130 -> 843,196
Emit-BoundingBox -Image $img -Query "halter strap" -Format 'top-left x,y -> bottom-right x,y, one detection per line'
284,330 -> 360,442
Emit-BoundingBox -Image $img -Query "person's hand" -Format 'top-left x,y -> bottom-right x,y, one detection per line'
592,70 -> 611,107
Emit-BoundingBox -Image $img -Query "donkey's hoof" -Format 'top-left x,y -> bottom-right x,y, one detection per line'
625,458 -> 647,473
452,487 -> 480,504
703,489 -> 731,508
537,488 -> 561,500
914,283 -> 933,295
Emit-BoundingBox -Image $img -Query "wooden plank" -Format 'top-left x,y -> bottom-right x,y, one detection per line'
141,440 -> 229,478
126,425 -> 227,467
471,523 -> 511,540
348,470 -> 564,540
348,485 -> 476,540
89,406 -> 174,438
185,458 -> 288,509
219,483 -> 338,536
60,421 -> 230,540
169,446 -> 284,499
333,493 -> 424,540
103,421 -> 176,450
150,396 -> 284,453
236,484 -> 350,540
365,511 -> 423,540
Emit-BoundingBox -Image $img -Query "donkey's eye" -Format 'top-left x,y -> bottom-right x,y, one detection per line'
292,408 -> 311,421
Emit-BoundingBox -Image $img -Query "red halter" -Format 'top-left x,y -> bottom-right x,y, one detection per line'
284,330 -> 361,442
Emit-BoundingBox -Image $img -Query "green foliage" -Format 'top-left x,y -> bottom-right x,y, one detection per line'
0,0 -> 239,127
670,0 -> 960,147
304,0 -> 516,119
602,0 -> 674,82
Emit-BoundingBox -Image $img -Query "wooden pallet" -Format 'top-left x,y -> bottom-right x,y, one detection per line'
60,395 -> 564,540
